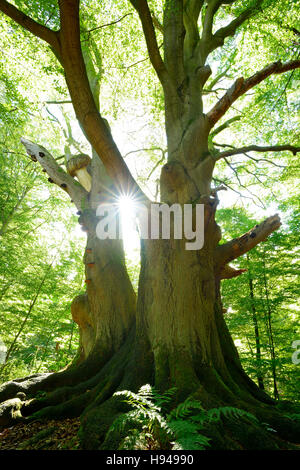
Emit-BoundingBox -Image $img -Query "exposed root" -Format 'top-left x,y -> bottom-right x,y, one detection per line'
0,395 -> 25,429
0,373 -> 52,403
79,395 -> 131,450
1,330 -> 299,450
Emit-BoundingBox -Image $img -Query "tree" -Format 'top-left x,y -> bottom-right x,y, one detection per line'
0,0 -> 299,450
219,206 -> 300,401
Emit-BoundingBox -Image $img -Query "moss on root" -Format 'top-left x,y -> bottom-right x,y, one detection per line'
79,395 -> 130,450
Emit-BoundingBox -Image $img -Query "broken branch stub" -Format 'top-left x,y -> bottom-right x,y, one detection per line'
66,154 -> 92,192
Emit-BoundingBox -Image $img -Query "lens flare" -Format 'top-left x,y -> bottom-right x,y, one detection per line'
118,195 -> 140,257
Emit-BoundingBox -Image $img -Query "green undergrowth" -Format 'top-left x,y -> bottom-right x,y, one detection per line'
100,385 -> 270,450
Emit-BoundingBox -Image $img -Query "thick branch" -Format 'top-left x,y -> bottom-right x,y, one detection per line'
201,1 -> 236,44
57,0 -> 146,200
207,60 -> 300,127
20,138 -> 88,210
197,1 -> 252,64
183,0 -> 204,60
163,0 -> 185,85
215,215 -> 281,268
129,0 -> 168,84
215,144 -> 300,160
0,0 -> 60,52
211,3 -> 260,50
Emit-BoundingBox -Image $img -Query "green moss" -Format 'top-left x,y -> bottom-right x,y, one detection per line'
79,395 -> 130,450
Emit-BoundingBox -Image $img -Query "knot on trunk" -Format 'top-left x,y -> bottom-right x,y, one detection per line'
160,161 -> 199,204
71,294 -> 92,328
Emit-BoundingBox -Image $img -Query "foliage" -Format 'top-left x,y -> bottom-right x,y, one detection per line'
218,204 -> 300,400
0,104 -> 85,381
107,385 -> 261,450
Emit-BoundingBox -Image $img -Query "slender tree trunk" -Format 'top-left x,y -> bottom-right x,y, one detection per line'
262,253 -> 279,400
246,254 -> 264,390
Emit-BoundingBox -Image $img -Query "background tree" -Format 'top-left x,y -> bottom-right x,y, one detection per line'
219,206 -> 300,402
0,118 -> 85,380
0,0 -> 299,450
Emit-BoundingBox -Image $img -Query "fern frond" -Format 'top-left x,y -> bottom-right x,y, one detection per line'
168,398 -> 204,420
206,406 -> 258,424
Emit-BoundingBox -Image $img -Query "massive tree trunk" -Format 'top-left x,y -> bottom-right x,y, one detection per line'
0,0 -> 300,450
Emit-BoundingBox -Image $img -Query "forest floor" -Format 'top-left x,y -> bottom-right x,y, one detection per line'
0,419 -> 299,450
0,418 -> 81,450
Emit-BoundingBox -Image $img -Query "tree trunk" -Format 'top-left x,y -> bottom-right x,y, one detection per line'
71,234 -> 136,366
1,142 -> 299,450
262,254 -> 279,400
247,254 -> 264,390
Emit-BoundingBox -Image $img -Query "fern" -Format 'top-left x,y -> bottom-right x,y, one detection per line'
152,387 -> 177,405
283,412 -> 300,422
205,406 -> 259,424
166,398 -> 210,450
108,387 -> 173,450
168,398 -> 204,420
107,386 -> 259,451
167,418 -> 210,450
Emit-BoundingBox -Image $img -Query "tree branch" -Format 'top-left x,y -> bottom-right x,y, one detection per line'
183,0 -> 204,60
0,0 -> 60,53
215,144 -> 300,160
215,215 -> 281,269
201,1 -> 236,44
211,3 -> 261,50
219,265 -> 247,280
205,64 -> 231,91
210,116 -> 241,138
82,13 -> 132,35
163,0 -> 185,85
129,0 -> 168,84
20,138 -> 88,210
57,0 -> 147,200
207,60 -> 300,127
151,12 -> 163,34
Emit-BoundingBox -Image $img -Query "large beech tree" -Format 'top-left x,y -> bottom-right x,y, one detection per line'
0,0 -> 299,449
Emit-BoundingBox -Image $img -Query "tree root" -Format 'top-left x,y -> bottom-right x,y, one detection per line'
0,327 -> 137,405
0,373 -> 52,403
1,334 -> 299,450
